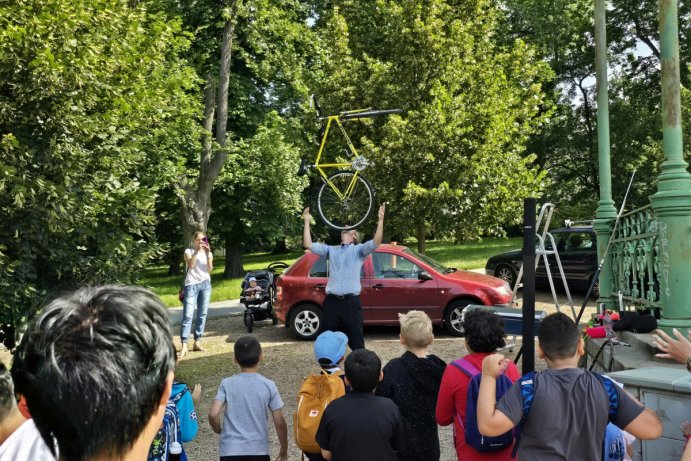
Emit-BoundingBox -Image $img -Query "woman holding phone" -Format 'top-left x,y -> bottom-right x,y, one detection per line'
180,231 -> 213,357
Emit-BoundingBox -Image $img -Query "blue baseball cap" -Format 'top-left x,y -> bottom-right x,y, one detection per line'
314,331 -> 348,366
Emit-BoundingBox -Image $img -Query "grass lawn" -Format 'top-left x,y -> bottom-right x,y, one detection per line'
138,237 -> 522,307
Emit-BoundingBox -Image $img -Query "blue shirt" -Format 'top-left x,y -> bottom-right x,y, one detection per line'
310,240 -> 378,295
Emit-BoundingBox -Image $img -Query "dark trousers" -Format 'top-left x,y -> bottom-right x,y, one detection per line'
322,295 -> 365,350
220,456 -> 270,461
304,451 -> 327,461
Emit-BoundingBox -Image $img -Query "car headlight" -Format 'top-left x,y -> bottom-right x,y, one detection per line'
496,282 -> 512,297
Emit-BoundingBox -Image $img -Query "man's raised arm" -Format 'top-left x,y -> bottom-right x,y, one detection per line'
303,207 -> 313,250
373,204 -> 385,245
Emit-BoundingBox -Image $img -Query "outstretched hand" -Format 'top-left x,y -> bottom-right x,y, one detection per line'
378,203 -> 386,221
652,328 -> 691,364
303,207 -> 312,222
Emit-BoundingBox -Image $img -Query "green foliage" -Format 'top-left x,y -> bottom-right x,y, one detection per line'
209,112 -> 309,246
307,0 -> 553,241
0,0 -> 200,326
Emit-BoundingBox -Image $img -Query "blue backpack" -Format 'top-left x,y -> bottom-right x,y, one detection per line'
512,371 -> 619,459
451,358 -> 515,452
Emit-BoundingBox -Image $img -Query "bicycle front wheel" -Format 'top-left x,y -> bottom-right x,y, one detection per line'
316,172 -> 374,231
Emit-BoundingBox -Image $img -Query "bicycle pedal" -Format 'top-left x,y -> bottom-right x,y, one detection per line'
297,158 -> 309,176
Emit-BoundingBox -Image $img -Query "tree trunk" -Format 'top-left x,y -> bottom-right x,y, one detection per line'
178,0 -> 239,244
223,234 -> 245,279
417,223 -> 426,254
166,247 -> 184,276
272,238 -> 289,254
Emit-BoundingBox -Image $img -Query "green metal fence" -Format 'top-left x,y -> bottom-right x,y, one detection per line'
609,205 -> 661,310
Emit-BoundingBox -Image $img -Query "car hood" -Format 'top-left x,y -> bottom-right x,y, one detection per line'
444,269 -> 508,288
487,248 -> 522,262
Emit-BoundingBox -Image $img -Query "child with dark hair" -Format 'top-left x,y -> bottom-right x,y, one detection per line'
436,308 -> 520,460
10,285 -> 176,461
209,336 -> 288,461
316,349 -> 405,461
477,312 -> 663,460
376,311 -> 446,461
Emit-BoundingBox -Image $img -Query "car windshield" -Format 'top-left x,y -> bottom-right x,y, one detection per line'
402,248 -> 449,273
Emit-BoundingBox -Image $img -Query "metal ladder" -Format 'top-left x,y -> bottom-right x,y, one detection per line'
510,203 -> 576,319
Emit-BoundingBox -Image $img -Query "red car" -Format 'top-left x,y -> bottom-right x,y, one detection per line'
274,244 -> 513,340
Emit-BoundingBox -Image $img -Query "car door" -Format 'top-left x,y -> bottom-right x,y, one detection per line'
364,251 -> 438,323
553,231 -> 597,284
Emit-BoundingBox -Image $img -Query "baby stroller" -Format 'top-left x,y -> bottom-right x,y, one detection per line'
240,262 -> 288,333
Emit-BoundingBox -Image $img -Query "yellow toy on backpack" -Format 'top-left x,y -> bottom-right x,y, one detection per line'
293,370 -> 345,453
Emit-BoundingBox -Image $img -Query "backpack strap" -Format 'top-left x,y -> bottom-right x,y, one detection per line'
171,386 -> 189,404
511,371 -> 537,458
450,357 -> 480,377
595,374 -> 619,422
449,358 -> 479,432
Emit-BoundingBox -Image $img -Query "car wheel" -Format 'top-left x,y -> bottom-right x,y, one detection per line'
495,264 -> 517,288
444,299 -> 475,336
289,304 -> 322,340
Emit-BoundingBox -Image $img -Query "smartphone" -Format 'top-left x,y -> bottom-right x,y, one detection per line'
202,237 -> 209,245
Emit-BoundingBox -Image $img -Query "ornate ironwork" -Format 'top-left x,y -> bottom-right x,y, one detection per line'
609,205 -> 661,309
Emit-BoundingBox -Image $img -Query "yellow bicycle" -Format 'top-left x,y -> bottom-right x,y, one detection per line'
298,95 -> 401,230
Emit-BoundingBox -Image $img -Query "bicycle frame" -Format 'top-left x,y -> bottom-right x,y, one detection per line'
313,112 -> 369,201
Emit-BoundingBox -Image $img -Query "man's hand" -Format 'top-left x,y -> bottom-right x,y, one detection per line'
378,203 -> 385,221
482,353 -> 509,378
303,207 -> 312,222
275,451 -> 288,461
652,328 -> 691,364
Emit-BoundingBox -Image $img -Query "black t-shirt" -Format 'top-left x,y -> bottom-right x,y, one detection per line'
316,391 -> 405,461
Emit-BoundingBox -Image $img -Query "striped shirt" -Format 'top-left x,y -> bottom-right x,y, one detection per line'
310,240 -> 378,295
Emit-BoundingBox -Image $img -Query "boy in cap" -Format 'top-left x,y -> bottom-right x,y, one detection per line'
314,330 -> 350,391
301,331 -> 350,461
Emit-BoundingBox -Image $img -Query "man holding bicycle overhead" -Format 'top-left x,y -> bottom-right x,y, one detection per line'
303,204 -> 386,350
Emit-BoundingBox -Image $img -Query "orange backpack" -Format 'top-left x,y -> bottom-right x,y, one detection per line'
293,370 -> 346,453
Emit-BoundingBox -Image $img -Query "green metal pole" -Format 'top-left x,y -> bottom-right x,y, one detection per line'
649,0 -> 691,331
593,0 -> 617,310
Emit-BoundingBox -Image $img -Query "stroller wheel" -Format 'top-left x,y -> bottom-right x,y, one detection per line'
271,310 -> 278,326
244,313 -> 254,333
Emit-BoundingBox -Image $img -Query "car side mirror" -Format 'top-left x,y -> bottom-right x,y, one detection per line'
418,271 -> 433,281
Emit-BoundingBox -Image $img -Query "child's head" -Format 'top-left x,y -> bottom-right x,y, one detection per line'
314,330 -> 348,368
344,349 -> 382,392
538,312 -> 581,360
234,335 -> 262,368
398,310 -> 433,349
249,276 -> 257,287
463,309 -> 506,353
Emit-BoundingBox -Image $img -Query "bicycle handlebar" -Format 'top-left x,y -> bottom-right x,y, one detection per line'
339,109 -> 403,120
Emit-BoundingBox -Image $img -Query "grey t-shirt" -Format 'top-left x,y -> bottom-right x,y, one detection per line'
497,368 -> 644,460
214,372 -> 284,456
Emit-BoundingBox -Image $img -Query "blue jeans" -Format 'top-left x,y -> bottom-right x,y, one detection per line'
180,280 -> 211,343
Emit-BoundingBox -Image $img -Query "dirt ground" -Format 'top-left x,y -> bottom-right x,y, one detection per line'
0,289 -> 596,461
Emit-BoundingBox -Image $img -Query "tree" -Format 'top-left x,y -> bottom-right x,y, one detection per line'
155,0 -> 314,276
307,0 -> 553,250
0,0 -> 199,327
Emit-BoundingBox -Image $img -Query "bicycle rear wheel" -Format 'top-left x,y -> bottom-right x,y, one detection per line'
316,172 -> 374,231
